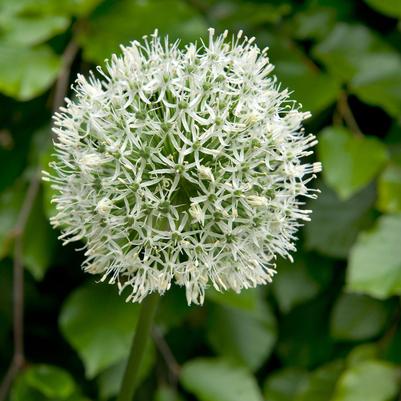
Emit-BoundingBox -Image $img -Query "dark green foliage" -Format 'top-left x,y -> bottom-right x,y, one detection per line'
1,0 -> 401,400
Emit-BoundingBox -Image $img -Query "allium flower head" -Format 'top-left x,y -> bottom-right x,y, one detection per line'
44,29 -> 321,305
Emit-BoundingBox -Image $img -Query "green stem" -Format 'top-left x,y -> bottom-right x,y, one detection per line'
117,293 -> 160,401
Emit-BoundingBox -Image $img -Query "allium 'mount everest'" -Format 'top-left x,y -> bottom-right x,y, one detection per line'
44,28 -> 322,305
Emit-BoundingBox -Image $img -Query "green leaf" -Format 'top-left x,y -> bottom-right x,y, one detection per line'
266,35 -> 339,114
313,23 -> 392,82
0,15 -> 70,45
0,0 -> 101,16
272,259 -> 320,313
263,368 -> 309,401
304,0 -> 353,19
332,360 -> 400,401
155,386 -> 186,401
97,342 -> 155,399
347,214 -> 401,298
23,188 -> 57,280
207,300 -> 277,370
291,7 -> 336,41
78,0 -> 207,64
364,0 -> 401,18
330,293 -> 388,340
206,287 -> 259,311
180,358 -> 264,401
11,377 -> 42,401
305,184 -> 375,258
11,364 -> 76,401
25,365 -> 75,399
0,43 -> 61,101
295,360 -> 345,401
275,60 -> 340,114
59,283 -> 140,378
378,163 -> 401,213
312,23 -> 401,116
213,2 -> 291,28
66,397 -> 92,401
318,126 -> 388,200
346,344 -> 379,366
351,52 -> 401,118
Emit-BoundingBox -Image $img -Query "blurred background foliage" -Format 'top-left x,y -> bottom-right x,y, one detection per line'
1,0 -> 401,400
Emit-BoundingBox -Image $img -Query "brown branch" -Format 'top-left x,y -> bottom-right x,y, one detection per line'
337,91 -> 364,137
152,327 -> 181,385
0,171 -> 40,401
53,40 -> 79,114
0,38 -> 79,401
13,173 -> 41,356
332,103 -> 342,126
0,358 -> 19,401
287,39 -> 320,74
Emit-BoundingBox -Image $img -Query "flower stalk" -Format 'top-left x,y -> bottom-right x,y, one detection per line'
117,293 -> 160,401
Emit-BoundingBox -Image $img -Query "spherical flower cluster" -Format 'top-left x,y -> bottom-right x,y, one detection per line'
44,29 -> 321,305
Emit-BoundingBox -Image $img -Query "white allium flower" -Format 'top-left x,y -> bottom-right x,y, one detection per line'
44,28 -> 321,305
